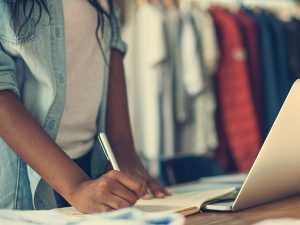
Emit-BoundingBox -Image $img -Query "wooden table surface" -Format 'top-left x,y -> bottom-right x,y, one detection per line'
185,196 -> 300,225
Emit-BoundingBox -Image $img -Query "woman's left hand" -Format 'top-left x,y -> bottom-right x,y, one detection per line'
114,156 -> 171,199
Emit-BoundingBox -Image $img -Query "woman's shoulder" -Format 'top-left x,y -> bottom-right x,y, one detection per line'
0,1 -> 16,44
0,1 -> 37,46
0,0 -> 12,9
0,0 -> 12,12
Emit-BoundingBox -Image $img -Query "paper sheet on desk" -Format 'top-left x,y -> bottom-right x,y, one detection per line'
253,218 -> 300,225
168,173 -> 247,194
199,173 -> 247,184
0,208 -> 184,225
169,182 -> 239,194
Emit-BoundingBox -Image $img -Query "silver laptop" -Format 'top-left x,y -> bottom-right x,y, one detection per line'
204,79 -> 300,212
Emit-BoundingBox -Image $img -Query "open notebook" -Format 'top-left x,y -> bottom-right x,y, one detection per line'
135,188 -> 236,216
53,188 -> 236,217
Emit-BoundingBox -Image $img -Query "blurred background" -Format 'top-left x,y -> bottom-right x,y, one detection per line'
116,0 -> 300,185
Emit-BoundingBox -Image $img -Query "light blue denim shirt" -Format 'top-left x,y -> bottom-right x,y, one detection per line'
0,0 -> 127,210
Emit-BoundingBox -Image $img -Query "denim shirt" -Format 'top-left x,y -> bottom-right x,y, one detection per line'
0,0 -> 127,210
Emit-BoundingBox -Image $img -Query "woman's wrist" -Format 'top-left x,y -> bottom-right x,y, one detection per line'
110,141 -> 140,162
63,176 -> 92,206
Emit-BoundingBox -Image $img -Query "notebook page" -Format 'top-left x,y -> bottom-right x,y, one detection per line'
135,188 -> 235,213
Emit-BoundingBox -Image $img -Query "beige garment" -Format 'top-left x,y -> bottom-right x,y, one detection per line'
177,9 -> 219,156
191,9 -> 219,156
192,9 -> 219,77
56,0 -> 110,159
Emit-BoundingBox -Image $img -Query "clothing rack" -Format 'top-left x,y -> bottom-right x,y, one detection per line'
181,0 -> 298,11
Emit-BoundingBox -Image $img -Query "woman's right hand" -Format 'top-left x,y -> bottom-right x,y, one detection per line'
0,92 -> 146,214
68,170 -> 147,213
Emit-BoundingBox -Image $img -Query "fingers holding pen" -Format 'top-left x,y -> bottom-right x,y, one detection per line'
70,170 -> 147,213
106,170 -> 147,199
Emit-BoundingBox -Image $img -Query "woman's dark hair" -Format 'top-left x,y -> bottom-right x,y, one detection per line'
10,0 -> 112,61
10,0 -> 51,39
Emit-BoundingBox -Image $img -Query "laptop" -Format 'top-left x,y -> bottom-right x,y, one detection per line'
203,79 -> 300,212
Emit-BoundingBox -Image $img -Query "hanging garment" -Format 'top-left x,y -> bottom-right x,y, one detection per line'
192,9 -> 220,77
123,6 -> 144,160
160,8 -> 192,158
190,8 -> 219,156
176,13 -> 216,156
246,10 -> 281,137
235,10 -> 263,142
285,18 -> 300,83
175,13 -> 203,155
181,14 -> 205,97
210,6 -> 261,172
164,9 -> 188,124
267,14 -> 291,106
160,16 -> 175,159
124,2 -> 167,176
137,2 -> 166,176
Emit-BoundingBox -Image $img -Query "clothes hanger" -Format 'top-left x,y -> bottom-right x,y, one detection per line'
136,0 -> 157,7
136,0 -> 146,7
173,0 -> 179,8
190,0 -> 209,11
271,4 -> 296,21
190,0 -> 200,9
148,0 -> 160,5
226,0 -> 241,12
293,3 -> 300,19
162,0 -> 177,9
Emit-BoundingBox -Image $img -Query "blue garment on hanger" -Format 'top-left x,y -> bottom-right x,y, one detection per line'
245,10 -> 280,138
284,18 -> 300,83
267,14 -> 291,106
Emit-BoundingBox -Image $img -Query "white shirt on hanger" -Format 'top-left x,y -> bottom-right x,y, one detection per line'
124,2 -> 167,176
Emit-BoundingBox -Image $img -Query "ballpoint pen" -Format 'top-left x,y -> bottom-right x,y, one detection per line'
98,132 -> 120,171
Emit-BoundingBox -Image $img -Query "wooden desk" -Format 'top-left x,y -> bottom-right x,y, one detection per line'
186,196 -> 300,225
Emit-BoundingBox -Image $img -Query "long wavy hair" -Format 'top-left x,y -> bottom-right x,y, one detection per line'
10,0 -> 111,59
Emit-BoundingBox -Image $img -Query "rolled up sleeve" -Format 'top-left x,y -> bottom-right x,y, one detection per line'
0,44 -> 19,97
110,2 -> 128,55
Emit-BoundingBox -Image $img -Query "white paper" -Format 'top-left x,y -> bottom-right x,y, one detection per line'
0,208 -> 184,225
199,173 -> 247,184
253,218 -> 300,225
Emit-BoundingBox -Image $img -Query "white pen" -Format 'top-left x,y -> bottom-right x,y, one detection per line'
98,132 -> 120,171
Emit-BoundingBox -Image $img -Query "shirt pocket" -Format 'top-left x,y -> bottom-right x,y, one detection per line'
0,1 -> 35,45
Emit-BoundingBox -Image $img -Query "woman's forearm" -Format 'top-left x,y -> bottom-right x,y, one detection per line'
105,50 -> 170,198
106,49 -> 137,159
0,90 -> 90,202
0,90 -> 147,213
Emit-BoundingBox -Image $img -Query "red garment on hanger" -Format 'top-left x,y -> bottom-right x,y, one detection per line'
210,6 -> 261,172
235,10 -> 263,143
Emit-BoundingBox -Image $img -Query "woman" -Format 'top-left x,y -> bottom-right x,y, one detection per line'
0,0 -> 169,213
